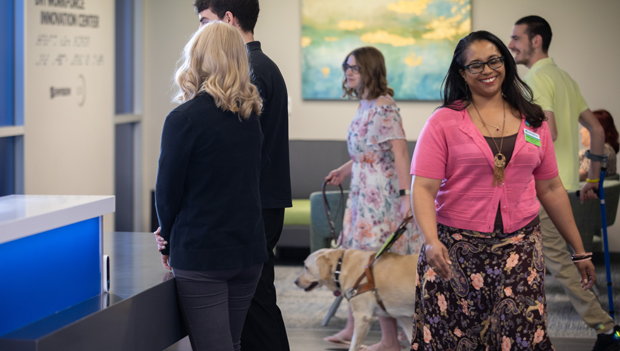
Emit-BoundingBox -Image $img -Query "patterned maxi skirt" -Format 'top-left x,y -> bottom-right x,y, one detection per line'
411,224 -> 555,351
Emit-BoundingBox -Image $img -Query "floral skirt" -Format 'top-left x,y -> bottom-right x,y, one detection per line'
411,224 -> 554,351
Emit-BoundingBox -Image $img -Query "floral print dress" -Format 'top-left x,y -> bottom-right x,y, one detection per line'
340,100 -> 422,255
411,224 -> 555,351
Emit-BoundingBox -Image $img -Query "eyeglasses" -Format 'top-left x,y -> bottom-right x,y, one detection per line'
342,63 -> 360,74
462,57 -> 504,74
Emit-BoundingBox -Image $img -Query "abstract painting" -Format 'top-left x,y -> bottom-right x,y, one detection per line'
301,0 -> 471,100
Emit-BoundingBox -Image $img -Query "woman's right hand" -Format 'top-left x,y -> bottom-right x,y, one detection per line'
325,168 -> 345,186
425,239 -> 452,280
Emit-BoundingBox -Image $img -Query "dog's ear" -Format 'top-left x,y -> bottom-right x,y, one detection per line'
315,249 -> 342,283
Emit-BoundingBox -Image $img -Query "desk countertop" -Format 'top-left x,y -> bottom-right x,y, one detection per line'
0,195 -> 115,244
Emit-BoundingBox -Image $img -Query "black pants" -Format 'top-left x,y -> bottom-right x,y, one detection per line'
240,208 -> 290,351
173,264 -> 263,351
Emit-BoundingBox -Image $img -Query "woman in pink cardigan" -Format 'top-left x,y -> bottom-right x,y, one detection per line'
409,31 -> 596,351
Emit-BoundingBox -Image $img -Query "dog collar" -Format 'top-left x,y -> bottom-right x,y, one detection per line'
333,251 -> 345,296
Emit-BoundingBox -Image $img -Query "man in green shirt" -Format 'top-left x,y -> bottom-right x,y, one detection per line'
510,15 -> 618,351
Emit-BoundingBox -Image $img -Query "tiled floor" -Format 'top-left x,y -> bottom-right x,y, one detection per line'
165,329 -> 597,351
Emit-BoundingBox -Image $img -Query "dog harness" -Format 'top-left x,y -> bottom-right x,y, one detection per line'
339,215 -> 414,313
333,251 -> 345,296
344,255 -> 387,312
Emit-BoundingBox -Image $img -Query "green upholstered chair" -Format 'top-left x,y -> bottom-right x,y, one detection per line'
568,175 -> 620,252
309,190 -> 349,253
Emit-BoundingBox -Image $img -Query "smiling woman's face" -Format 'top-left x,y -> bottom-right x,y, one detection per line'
460,40 -> 505,100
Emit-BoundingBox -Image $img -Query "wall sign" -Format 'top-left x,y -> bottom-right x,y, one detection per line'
24,0 -> 114,208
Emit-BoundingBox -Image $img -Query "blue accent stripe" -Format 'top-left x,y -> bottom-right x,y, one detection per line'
14,0 -> 24,126
0,0 -> 14,126
0,217 -> 102,336
0,137 -> 15,196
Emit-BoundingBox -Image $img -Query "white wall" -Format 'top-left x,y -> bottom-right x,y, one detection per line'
24,0 -> 115,230
141,1 -> 197,232
141,0 -> 620,249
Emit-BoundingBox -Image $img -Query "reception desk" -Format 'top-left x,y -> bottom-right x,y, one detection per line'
0,195 -> 185,351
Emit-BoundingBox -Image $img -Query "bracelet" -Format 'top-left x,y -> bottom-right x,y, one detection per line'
571,252 -> 593,261
399,189 -> 410,196
586,178 -> 600,183
585,150 -> 608,162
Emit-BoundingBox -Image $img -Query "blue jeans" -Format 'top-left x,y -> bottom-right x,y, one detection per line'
173,264 -> 263,351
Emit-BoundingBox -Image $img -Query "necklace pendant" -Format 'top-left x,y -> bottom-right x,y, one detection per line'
496,127 -> 499,131
494,153 -> 506,168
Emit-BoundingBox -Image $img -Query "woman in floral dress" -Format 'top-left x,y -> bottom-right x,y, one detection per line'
324,46 -> 422,351
410,31 -> 596,351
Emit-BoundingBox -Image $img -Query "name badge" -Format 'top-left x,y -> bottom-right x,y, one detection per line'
524,129 -> 541,147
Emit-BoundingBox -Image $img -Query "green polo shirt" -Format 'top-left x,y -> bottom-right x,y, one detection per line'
524,57 -> 589,191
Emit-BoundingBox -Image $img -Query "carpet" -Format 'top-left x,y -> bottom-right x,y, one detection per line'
275,260 -> 620,338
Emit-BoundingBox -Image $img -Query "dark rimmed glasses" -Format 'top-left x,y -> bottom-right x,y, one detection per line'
342,63 -> 360,74
462,57 -> 504,74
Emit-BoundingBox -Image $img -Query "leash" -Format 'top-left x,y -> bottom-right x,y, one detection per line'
322,181 -> 345,248
342,215 -> 414,312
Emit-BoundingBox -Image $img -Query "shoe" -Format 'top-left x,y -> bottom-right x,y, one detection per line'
592,325 -> 620,351
324,334 -> 367,349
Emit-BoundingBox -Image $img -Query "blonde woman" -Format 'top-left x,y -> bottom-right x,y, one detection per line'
155,22 -> 265,351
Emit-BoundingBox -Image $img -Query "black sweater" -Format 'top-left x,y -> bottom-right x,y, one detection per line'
247,41 -> 292,209
155,92 -> 268,271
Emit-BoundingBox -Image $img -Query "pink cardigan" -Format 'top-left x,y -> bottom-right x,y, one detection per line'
410,107 -> 558,233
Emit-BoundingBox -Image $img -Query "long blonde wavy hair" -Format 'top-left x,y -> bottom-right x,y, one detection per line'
174,22 -> 262,119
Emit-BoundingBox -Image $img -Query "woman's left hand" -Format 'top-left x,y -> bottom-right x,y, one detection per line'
575,260 -> 596,290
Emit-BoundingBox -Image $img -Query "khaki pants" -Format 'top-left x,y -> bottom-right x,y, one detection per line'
539,206 -> 615,334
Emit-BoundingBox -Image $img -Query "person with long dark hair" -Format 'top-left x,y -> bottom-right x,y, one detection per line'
580,109 -> 618,180
409,30 -> 596,350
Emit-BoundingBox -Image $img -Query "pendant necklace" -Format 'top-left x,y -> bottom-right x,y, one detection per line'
472,101 -> 507,186
485,120 -> 504,131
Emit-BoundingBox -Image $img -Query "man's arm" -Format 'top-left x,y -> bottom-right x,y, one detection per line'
579,109 -> 605,178
578,109 -> 605,202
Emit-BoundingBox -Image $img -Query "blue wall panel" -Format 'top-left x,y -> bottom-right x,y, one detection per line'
0,137 -> 14,196
0,0 -> 14,126
115,0 -> 134,114
0,218 -> 101,336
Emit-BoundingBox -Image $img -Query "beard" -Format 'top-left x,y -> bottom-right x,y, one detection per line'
515,43 -> 535,65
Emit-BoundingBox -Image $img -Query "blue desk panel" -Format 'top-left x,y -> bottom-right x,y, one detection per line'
0,217 -> 101,336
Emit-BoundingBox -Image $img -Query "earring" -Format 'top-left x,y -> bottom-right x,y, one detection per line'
465,83 -> 469,98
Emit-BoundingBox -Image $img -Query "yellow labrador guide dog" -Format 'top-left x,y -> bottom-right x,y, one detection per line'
295,248 -> 419,351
